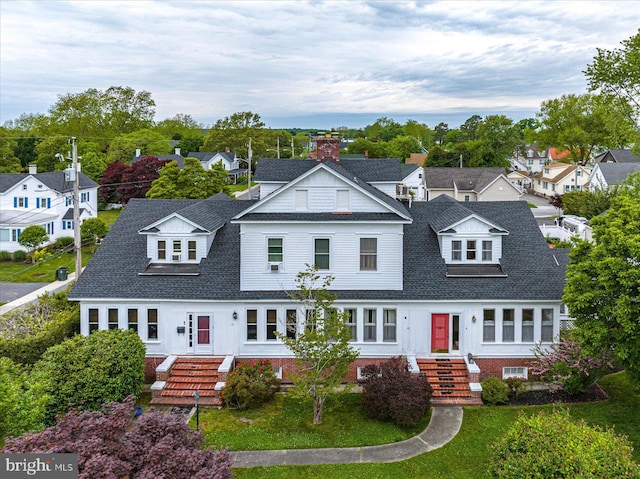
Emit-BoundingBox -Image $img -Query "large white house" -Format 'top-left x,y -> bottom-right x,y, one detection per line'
0,167 -> 99,252
70,155 -> 567,406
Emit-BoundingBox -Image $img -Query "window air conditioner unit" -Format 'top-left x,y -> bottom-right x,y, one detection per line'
172,254 -> 181,262
269,262 -> 280,272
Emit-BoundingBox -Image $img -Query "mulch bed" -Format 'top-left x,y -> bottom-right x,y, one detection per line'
506,383 -> 608,406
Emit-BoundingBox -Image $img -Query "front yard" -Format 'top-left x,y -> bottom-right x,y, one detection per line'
192,372 -> 639,478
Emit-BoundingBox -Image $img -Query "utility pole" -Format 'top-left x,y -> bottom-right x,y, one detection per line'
72,137 -> 82,279
247,137 -> 252,187
291,136 -> 295,158
277,136 -> 280,159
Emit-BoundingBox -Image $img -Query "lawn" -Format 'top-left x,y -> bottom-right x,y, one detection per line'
221,372 -> 639,478
196,393 -> 430,451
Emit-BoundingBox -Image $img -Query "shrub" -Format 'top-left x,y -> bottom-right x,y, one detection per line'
55,236 -> 74,248
488,410 -> 638,478
34,329 -> 145,423
0,291 -> 80,365
481,377 -> 509,405
504,377 -> 525,399
360,356 -> 432,427
1,396 -> 233,479
221,359 -> 280,410
12,250 -> 26,262
0,250 -> 10,261
532,337 -> 612,394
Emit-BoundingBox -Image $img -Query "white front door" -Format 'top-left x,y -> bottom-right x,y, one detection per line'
188,313 -> 213,354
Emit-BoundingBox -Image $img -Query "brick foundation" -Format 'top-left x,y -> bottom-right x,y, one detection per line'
474,357 -> 534,381
145,356 -> 166,383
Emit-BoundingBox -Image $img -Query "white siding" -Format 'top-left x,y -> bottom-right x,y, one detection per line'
240,222 -> 404,291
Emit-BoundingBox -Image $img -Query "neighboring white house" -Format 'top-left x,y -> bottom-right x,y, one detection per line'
0,166 -> 99,252
531,163 -> 592,197
70,154 -> 567,405
397,164 -> 426,201
424,167 -> 523,201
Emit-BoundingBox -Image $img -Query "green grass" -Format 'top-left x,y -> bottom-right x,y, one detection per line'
98,209 -> 122,226
229,372 -> 639,478
527,202 -> 538,208
196,393 -> 429,451
228,182 -> 257,193
0,246 -> 94,282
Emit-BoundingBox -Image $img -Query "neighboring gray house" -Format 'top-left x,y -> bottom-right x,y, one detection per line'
594,148 -> 640,163
589,162 -> 640,190
424,167 -> 523,201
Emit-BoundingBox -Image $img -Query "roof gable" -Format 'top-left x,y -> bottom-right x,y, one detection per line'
428,195 -> 507,233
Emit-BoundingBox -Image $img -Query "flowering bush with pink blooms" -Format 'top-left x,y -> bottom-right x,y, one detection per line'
531,337 -> 612,394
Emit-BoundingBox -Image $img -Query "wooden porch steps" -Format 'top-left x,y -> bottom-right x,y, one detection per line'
417,358 -> 483,406
151,357 -> 224,407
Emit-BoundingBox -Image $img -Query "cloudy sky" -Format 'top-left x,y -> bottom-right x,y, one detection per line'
1,1 -> 638,129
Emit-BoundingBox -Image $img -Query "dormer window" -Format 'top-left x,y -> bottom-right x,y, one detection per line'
158,240 -> 166,260
452,241 -> 462,261
527,149 -> 534,158
172,240 -> 182,261
466,241 -> 476,260
482,241 -> 492,261
188,241 -> 197,260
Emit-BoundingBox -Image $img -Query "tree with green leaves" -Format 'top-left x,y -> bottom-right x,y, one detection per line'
561,189 -> 612,219
459,115 -> 483,142
0,126 -> 21,173
563,172 -> 640,385
107,128 -> 172,164
80,218 -> 109,252
276,266 -> 359,425
536,93 -> 636,163
18,225 -> 49,263
346,138 -> 388,158
386,135 -> 421,161
154,113 -> 202,140
585,29 -> 640,130
203,111 -> 271,160
471,115 -> 520,167
365,117 -> 404,142
402,119 -> 432,147
147,158 -> 231,199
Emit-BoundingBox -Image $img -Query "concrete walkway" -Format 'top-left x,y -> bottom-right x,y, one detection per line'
230,406 -> 462,468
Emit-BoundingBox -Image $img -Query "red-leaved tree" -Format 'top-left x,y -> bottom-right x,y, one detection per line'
1,396 -> 233,479
99,161 -> 128,204
117,155 -> 169,204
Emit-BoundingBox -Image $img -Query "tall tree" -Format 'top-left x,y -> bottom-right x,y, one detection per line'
402,119 -> 432,148
365,117 -> 403,142
0,126 -> 21,172
147,158 -> 231,199
471,115 -> 520,167
386,135 -> 421,161
346,138 -> 388,158
585,29 -> 640,128
459,115 -> 483,142
434,122 -> 449,145
99,161 -> 128,204
563,172 -> 640,384
276,266 -> 359,425
107,128 -> 172,164
536,93 -> 636,163
154,113 -> 202,140
203,111 -> 270,159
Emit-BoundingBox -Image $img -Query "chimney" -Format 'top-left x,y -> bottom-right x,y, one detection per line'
315,135 -> 340,163
225,147 -> 230,153
29,164 -> 37,175
135,148 -> 141,157
175,147 -> 181,156
364,150 -> 368,159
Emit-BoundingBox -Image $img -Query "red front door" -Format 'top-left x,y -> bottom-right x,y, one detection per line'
431,314 -> 449,353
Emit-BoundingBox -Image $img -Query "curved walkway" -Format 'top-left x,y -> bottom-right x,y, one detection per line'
230,406 -> 463,468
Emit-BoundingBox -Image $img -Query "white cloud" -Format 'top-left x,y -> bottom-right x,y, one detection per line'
1,0 -> 638,128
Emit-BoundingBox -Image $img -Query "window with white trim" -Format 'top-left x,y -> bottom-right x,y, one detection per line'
503,366 -> 528,379
268,238 -> 283,262
128,309 -> 138,332
147,309 -> 158,340
482,241 -> 492,261
364,309 -> 376,342
502,309 -> 514,342
522,309 -> 534,342
246,309 -> 257,341
483,309 -> 495,342
452,240 -> 462,261
541,308 -> 554,341
383,309 -> 396,342
286,309 -> 297,339
466,240 -> 477,260
359,238 -> 377,271
344,308 -> 357,341
266,309 -> 277,340
188,241 -> 197,260
88,308 -> 99,333
158,240 -> 166,260
108,309 -> 119,330
314,238 -> 330,270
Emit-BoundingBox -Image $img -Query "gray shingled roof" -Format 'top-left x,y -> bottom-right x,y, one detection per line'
254,158 -> 404,183
70,194 -> 566,302
424,167 -> 507,191
0,172 -> 98,193
596,149 -> 640,163
597,162 -> 640,185
428,195 -> 507,233
400,163 -> 420,178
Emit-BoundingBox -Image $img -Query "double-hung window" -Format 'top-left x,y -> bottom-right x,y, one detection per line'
128,309 -> 138,332
364,309 -> 376,342
173,240 -> 181,259
383,309 -> 396,342
344,308 -> 357,341
466,240 -> 477,260
522,309 -> 534,342
482,241 -> 492,261
246,310 -> 257,341
541,309 -> 554,341
266,310 -> 278,340
108,309 -> 119,330
158,240 -> 166,260
268,238 -> 283,262
286,309 -> 297,339
502,309 -> 514,342
188,241 -> 197,260
483,309 -> 495,342
88,308 -> 99,333
360,238 -> 377,271
314,238 -> 330,270
452,240 -> 462,261
147,309 -> 158,340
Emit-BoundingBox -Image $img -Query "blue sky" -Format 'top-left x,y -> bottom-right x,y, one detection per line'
1,1 -> 639,129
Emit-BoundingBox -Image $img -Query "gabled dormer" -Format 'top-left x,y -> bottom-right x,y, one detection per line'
429,197 -> 508,277
137,194 -> 231,275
